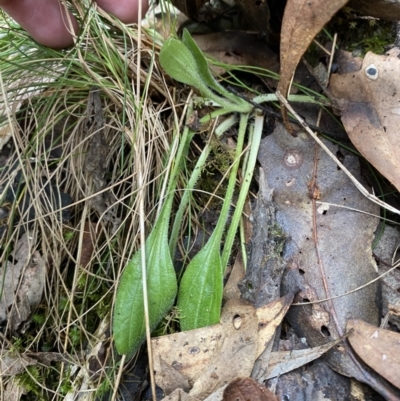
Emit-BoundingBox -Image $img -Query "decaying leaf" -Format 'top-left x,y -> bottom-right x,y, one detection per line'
265,338 -> 343,380
0,352 -> 38,376
373,224 -> 400,330
78,222 -> 100,268
240,169 -> 286,309
348,0 -> 400,20
277,0 -> 349,110
223,377 -> 280,401
193,32 -> 279,76
257,122 -> 400,398
153,296 -> 291,398
255,293 -> 294,360
3,379 -> 26,401
223,251 -> 245,301
0,232 -> 46,330
154,299 -> 257,399
347,319 -> 400,389
330,50 -> 400,192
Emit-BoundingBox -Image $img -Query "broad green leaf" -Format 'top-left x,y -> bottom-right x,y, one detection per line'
160,35 -> 251,114
177,113 -> 249,331
181,29 -> 248,109
181,29 -> 224,95
113,206 -> 177,355
159,37 -> 206,91
177,230 -> 223,330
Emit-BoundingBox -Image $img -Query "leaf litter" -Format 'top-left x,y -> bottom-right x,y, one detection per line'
2,0 -> 400,399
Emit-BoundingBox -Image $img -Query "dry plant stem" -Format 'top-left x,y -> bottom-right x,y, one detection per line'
275,91 -> 400,216
294,259 -> 400,306
317,202 -> 400,225
135,8 -> 157,401
327,33 -> 338,77
112,354 -> 126,401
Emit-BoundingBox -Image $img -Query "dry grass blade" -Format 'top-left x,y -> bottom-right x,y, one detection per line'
0,3 -> 188,398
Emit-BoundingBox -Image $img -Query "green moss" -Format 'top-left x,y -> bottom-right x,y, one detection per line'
329,9 -> 395,55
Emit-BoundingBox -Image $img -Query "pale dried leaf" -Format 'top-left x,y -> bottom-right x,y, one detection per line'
266,338 -> 342,379
223,251 -> 245,301
255,293 -> 293,359
0,352 -> 38,376
153,299 -> 261,398
9,249 -> 46,331
347,319 -> 400,389
330,51 -> 400,192
4,379 -> 25,401
0,232 -> 45,330
160,388 -> 200,401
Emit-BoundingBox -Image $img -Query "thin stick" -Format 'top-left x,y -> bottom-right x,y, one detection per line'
275,91 -> 400,216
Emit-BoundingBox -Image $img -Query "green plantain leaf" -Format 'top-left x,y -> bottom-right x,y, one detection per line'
159,34 -> 251,114
113,205 -> 177,355
181,29 -> 224,94
181,29 -> 247,107
177,230 -> 223,330
159,37 -> 206,91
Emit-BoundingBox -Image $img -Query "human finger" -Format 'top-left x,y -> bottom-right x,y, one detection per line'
0,0 -> 78,48
95,0 -> 149,24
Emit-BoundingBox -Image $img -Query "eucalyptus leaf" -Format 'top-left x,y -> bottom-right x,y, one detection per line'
177,230 -> 223,330
113,205 -> 177,355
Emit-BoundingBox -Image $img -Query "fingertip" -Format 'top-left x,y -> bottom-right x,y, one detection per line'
96,0 -> 149,24
1,0 -> 79,49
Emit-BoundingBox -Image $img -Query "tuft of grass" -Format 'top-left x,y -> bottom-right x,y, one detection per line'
0,1 -> 186,397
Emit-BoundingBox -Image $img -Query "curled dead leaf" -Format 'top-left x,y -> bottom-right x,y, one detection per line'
277,0 -> 349,127
330,51 -> 400,192
223,377 -> 280,401
347,319 -> 400,389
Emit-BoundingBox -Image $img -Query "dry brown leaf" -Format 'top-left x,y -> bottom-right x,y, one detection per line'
265,338 -> 343,380
223,251 -> 245,301
347,319 -> 400,389
79,221 -> 100,268
152,297 -> 290,398
0,353 -> 38,376
255,293 -> 293,359
348,0 -> 400,20
277,0 -> 349,121
0,232 -> 46,330
257,122 -> 400,399
330,50 -> 400,192
223,377 -> 280,401
193,32 -> 279,77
